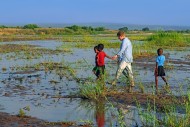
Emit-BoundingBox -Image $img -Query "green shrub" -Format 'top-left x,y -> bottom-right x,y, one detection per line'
23,24 -> 40,29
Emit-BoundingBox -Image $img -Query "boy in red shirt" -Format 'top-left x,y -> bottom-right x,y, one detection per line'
96,44 -> 112,80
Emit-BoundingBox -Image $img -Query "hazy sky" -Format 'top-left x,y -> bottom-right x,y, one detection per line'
0,0 -> 190,26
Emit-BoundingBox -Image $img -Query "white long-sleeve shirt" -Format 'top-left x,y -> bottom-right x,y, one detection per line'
117,37 -> 133,63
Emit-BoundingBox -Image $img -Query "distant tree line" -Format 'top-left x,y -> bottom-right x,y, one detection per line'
0,24 -> 40,29
0,25 -> 8,28
0,24 -> 105,31
23,24 -> 40,29
118,26 -> 150,32
142,27 -> 149,31
65,25 -> 105,31
0,24 -> 108,35
1,24 -> 190,34
118,26 -> 190,33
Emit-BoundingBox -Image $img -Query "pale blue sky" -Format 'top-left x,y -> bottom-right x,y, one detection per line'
0,0 -> 190,26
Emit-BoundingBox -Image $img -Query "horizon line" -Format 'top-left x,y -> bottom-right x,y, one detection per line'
1,22 -> 190,27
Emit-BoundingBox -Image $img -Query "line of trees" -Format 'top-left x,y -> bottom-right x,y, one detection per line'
65,25 -> 105,31
0,24 -> 39,29
1,24 -> 190,33
0,24 -> 108,35
119,26 -> 149,32
0,24 -> 105,31
118,26 -> 190,33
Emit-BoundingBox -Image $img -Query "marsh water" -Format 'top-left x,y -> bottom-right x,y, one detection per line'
0,40 -> 190,126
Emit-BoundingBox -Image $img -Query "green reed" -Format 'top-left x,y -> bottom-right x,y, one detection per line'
137,87 -> 190,127
79,81 -> 106,101
145,31 -> 189,47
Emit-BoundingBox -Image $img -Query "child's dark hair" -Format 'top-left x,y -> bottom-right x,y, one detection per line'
98,44 -> 104,51
157,48 -> 163,55
94,45 -> 98,50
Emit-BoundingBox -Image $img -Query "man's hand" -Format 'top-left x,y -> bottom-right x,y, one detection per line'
112,55 -> 118,60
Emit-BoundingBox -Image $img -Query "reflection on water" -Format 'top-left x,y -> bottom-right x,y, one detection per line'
95,99 -> 105,127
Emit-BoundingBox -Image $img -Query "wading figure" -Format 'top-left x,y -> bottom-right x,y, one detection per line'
111,31 -> 135,89
92,45 -> 100,79
96,44 -> 112,80
155,48 -> 168,92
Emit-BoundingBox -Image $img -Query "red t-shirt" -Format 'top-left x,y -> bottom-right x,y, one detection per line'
97,51 -> 106,66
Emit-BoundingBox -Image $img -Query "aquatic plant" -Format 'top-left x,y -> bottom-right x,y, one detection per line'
79,120 -> 93,126
18,106 -> 31,117
145,31 -> 188,47
117,108 -> 127,127
23,106 -> 30,111
128,34 -> 149,41
79,81 -> 106,101
18,108 -> 26,117
138,82 -> 145,93
133,43 -> 155,59
136,89 -> 190,127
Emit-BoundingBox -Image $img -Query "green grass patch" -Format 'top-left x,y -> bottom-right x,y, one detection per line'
144,31 -> 189,47
79,81 -> 106,101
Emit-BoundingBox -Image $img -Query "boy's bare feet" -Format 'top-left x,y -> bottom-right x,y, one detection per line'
128,86 -> 133,93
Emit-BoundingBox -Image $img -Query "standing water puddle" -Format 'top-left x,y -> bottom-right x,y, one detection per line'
0,40 -> 189,126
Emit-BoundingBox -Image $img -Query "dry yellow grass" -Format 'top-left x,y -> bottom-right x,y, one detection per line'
0,28 -> 34,35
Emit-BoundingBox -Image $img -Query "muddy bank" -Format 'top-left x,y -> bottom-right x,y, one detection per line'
0,112 -> 49,127
60,89 -> 187,107
0,112 -> 91,127
106,91 -> 187,107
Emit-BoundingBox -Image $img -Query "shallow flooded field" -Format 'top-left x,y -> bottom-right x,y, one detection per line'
0,40 -> 190,126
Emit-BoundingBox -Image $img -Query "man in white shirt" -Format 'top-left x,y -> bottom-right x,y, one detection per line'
112,31 -> 135,88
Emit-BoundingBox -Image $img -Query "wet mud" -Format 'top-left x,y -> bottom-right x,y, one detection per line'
0,112 -> 90,127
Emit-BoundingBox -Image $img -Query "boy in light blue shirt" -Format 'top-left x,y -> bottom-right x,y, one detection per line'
155,48 -> 168,91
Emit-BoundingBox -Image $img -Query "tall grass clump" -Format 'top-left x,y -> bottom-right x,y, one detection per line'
145,31 -> 187,47
137,92 -> 190,127
73,35 -> 119,48
159,93 -> 190,127
79,81 -> 106,101
133,43 -> 155,59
